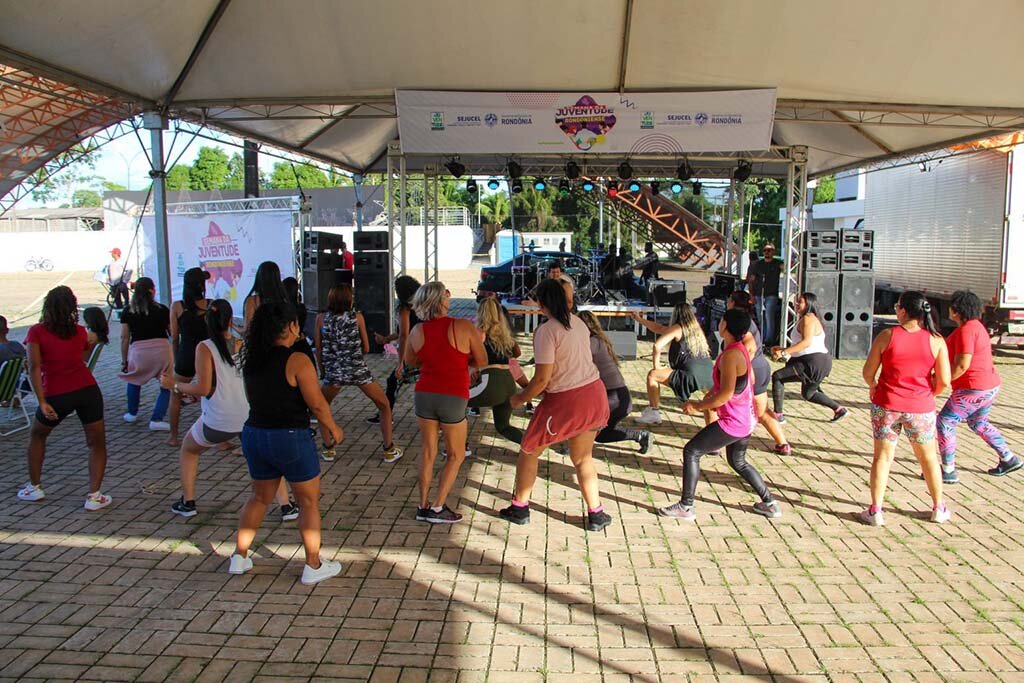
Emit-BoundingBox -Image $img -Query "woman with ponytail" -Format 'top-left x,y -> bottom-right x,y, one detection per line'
118,277 -> 172,431
168,268 -> 211,446
861,291 -> 951,525
162,300 -> 251,517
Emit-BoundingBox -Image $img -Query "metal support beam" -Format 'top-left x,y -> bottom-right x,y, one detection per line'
161,0 -> 232,110
616,0 -> 635,92
725,180 -> 735,274
385,148 -> 397,329
143,112 -> 171,305
780,146 -> 809,343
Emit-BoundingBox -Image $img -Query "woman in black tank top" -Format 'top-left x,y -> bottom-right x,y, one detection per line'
167,267 -> 210,446
230,302 -> 346,586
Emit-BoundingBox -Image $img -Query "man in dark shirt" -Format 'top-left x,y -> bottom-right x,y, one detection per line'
746,243 -> 783,346
640,241 -> 659,285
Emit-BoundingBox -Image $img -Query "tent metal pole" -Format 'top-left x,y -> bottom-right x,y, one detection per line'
432,172 -> 439,279
423,172 -> 429,282
399,155 -> 407,276
599,196 -> 604,246
781,161 -> 795,343
354,173 -> 363,233
385,152 -> 396,334
725,179 -> 735,275
143,112 -> 171,305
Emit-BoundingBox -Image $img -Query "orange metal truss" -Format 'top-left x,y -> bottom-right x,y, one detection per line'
610,186 -> 728,267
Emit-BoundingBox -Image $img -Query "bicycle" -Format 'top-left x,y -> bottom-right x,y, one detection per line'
24,256 -> 54,272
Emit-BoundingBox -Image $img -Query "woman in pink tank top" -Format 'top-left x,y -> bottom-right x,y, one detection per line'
861,291 -> 951,526
657,309 -> 780,522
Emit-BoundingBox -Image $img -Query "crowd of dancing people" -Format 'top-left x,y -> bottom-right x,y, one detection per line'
6,257 -> 1019,583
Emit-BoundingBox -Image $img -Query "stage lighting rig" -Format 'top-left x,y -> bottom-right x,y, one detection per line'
445,158 -> 465,178
627,180 -> 641,192
565,160 -> 581,180
676,160 -> 693,182
617,161 -> 633,180
507,160 -> 523,180
650,181 -> 661,194
582,179 -> 595,192
733,160 -> 752,182
533,178 -> 547,191
510,178 -> 524,194
692,181 -> 702,196
558,178 -> 570,196
669,181 -> 683,193
607,180 -> 620,198
466,179 -> 478,194
487,178 -> 501,190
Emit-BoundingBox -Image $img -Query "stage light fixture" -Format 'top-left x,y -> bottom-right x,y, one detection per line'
650,181 -> 661,194
511,178 -> 524,194
487,178 -> 501,190
558,178 -> 570,195
582,179 -> 595,192
466,179 -> 478,194
607,180 -> 619,198
565,161 -> 581,180
669,181 -> 683,193
444,158 -> 465,178
733,160 -> 752,182
628,180 -> 641,192
533,178 -> 547,191
617,161 -> 633,180
676,161 -> 693,182
507,160 -> 523,179
692,181 -> 702,196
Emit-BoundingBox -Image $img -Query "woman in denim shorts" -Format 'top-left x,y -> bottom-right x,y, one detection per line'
228,302 -> 345,585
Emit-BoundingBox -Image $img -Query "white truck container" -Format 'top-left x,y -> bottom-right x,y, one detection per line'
864,145 -> 1024,345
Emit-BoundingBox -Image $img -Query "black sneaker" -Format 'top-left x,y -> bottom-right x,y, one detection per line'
637,431 -> 651,455
586,510 -> 613,532
499,504 -> 530,525
280,502 -> 300,521
415,507 -> 431,521
524,402 -> 535,415
366,414 -> 381,424
989,455 -> 1023,477
831,407 -> 849,422
422,505 -> 462,524
171,497 -> 197,518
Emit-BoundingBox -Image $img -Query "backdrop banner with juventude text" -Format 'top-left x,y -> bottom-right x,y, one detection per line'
141,209 -> 294,305
396,90 -> 777,155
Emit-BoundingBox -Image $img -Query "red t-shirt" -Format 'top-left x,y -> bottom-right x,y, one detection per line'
342,251 -> 354,270
24,324 -> 96,397
948,319 -> 1000,391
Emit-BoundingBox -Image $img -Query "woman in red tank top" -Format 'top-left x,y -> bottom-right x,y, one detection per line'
404,282 -> 486,525
861,291 -> 951,527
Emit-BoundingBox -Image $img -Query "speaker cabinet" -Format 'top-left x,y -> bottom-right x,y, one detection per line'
840,250 -> 873,271
840,274 -> 874,317
805,230 -> 840,250
301,269 -> 342,312
837,323 -> 872,359
841,229 -> 874,251
822,320 -> 837,356
354,251 -> 388,272
805,251 -> 839,271
803,272 -> 839,314
355,271 -> 391,354
353,231 -> 389,251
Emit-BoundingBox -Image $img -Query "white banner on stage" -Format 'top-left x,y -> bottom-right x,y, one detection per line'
141,210 -> 294,305
396,89 -> 776,155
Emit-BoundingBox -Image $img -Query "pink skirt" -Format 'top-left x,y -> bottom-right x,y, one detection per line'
119,338 -> 172,386
521,379 -> 610,453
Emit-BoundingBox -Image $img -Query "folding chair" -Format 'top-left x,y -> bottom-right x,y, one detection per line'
0,357 -> 30,436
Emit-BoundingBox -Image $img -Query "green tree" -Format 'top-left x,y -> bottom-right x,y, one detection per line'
165,164 -> 192,190
269,162 -> 331,189
188,146 -> 230,190
101,180 -> 127,192
814,175 -> 836,203
478,192 -> 510,229
30,143 -> 98,205
71,189 -> 102,207
223,153 -> 245,190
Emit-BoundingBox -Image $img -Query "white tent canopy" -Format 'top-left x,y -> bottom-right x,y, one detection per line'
3,0 -> 1024,194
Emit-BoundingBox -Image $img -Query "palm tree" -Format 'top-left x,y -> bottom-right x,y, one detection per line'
479,192 -> 511,229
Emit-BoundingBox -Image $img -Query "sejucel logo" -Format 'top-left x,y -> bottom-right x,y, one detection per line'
430,112 -> 444,130
484,112 -> 498,127
695,112 -> 709,127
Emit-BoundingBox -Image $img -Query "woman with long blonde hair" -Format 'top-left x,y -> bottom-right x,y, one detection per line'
632,303 -> 714,425
578,311 -> 651,453
467,298 -> 524,445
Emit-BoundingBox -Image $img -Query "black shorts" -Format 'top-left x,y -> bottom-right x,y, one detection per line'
36,384 -> 104,428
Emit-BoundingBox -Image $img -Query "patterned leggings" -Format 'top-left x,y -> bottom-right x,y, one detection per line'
937,387 -> 1011,466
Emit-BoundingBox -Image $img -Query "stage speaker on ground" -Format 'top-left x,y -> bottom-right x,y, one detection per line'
840,273 -> 874,317
354,268 -> 390,354
354,251 -> 388,273
837,323 -> 872,359
803,272 -> 839,313
353,231 -> 389,251
822,320 -> 837,356
805,251 -> 839,271
302,269 -> 341,312
647,280 -> 687,307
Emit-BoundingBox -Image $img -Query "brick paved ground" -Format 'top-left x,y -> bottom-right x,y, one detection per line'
1,275 -> 1024,681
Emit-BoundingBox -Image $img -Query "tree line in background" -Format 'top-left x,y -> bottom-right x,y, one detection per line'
28,141 -> 835,256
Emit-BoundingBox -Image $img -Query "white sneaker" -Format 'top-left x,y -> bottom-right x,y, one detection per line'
636,407 -> 663,425
859,508 -> 884,526
17,482 -> 45,502
84,492 -> 112,511
228,553 -> 253,575
301,558 -> 342,585
930,505 -> 952,523
383,444 -> 403,464
148,421 -> 170,432
123,413 -> 138,423
440,448 -> 472,459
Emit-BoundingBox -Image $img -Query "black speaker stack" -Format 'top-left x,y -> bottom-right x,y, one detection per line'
354,231 -> 391,354
802,229 -> 874,358
302,231 -> 346,312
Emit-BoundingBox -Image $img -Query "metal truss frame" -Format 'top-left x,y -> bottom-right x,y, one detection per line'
780,146 -> 809,343
610,185 -> 727,267
422,164 -> 440,284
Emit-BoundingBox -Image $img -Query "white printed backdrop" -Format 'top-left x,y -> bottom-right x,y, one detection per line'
396,89 -> 777,155
141,210 -> 295,305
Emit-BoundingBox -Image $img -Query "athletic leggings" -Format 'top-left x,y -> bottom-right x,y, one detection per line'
468,368 -> 523,445
680,422 -> 774,507
385,366 -> 418,409
771,365 -> 840,414
596,386 -> 638,443
937,387 -> 1011,466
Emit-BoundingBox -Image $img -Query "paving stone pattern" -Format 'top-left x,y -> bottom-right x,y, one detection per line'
1,317 -> 1023,682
